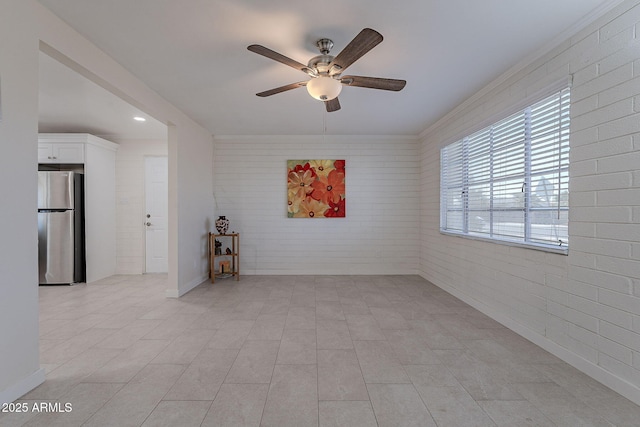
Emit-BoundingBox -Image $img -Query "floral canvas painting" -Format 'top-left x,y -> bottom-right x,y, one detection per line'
287,159 -> 346,218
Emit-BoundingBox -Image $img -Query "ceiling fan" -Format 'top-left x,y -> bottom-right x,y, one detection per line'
248,28 -> 406,112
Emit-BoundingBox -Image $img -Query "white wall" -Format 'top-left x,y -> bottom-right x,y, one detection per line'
1,0 -> 213,402
173,126 -> 215,294
113,138 -> 168,274
213,135 -> 420,275
0,0 -> 46,405
419,0 -> 640,405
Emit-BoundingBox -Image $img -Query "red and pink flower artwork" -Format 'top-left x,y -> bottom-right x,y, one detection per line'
287,160 -> 346,218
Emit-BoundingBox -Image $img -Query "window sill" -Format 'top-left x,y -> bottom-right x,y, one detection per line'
439,230 -> 569,255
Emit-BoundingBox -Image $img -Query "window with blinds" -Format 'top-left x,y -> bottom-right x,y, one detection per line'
440,87 -> 570,253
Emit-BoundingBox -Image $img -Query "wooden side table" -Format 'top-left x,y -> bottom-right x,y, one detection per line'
209,232 -> 239,282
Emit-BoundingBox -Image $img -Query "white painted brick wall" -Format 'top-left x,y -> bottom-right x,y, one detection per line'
419,0 -> 640,404
213,135 -> 420,275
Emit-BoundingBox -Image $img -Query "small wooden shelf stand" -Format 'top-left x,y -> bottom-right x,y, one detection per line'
209,233 -> 240,282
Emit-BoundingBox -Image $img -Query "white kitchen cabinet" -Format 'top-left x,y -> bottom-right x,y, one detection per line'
38,142 -> 85,163
38,134 -> 119,284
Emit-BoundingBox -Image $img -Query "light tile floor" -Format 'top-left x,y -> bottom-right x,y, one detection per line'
2,274 -> 640,426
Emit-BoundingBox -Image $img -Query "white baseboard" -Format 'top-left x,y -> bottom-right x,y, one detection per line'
0,368 -> 45,404
165,288 -> 179,298
246,269 -> 419,275
418,272 -> 640,406
165,274 -> 208,298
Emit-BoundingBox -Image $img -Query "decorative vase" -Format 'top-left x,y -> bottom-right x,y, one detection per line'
215,216 -> 229,235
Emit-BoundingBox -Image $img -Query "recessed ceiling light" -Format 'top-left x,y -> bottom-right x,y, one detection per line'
133,116 -> 146,122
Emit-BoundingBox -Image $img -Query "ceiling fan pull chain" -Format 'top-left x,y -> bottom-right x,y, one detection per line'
323,108 -> 327,143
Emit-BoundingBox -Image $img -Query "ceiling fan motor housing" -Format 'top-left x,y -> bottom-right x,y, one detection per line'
307,39 -> 341,101
308,55 -> 334,75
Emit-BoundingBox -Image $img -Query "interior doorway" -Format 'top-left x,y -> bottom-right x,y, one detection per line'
39,47 -> 169,277
144,156 -> 168,273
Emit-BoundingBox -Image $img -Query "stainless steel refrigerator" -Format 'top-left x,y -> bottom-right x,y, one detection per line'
38,171 -> 86,284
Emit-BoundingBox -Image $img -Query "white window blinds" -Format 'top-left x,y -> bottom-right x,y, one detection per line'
440,87 -> 570,252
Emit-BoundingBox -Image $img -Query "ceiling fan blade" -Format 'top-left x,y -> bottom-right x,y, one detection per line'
248,45 -> 314,75
340,75 -> 406,91
256,81 -> 307,97
325,97 -> 341,112
329,28 -> 383,73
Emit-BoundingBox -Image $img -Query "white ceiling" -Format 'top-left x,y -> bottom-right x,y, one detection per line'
38,52 -> 168,140
37,0 -> 617,137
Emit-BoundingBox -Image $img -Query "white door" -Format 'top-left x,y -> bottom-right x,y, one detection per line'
145,156 -> 168,273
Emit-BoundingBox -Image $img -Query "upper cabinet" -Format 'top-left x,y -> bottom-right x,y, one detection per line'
38,142 -> 85,163
38,133 -> 118,165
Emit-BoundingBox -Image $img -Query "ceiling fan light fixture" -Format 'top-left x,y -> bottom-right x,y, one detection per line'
306,76 -> 342,101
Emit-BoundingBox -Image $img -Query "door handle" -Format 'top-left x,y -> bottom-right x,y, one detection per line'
146,222 -> 152,226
